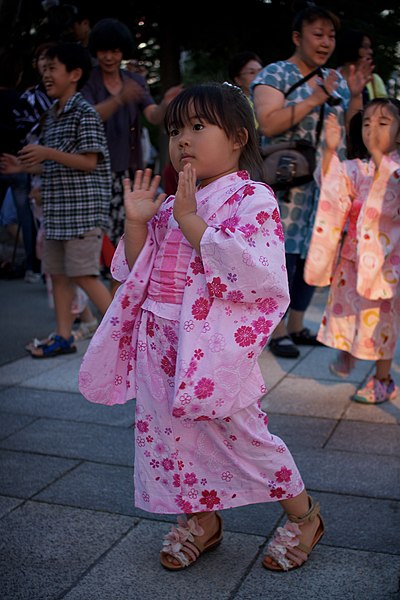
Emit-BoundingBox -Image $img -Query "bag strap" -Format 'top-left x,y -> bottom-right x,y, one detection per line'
284,68 -> 320,99
285,67 -> 325,145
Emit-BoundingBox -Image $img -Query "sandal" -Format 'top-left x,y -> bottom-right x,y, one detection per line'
160,512 -> 223,570
30,334 -> 77,359
263,495 -> 324,572
72,318 -> 98,342
269,336 -> 300,358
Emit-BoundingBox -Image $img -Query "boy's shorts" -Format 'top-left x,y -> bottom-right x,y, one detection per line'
42,228 -> 103,277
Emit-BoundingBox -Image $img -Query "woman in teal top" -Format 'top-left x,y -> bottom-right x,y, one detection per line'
251,3 -> 368,359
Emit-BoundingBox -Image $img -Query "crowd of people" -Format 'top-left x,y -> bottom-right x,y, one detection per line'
1,0 -> 399,577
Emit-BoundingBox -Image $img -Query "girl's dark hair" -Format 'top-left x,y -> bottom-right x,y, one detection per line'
291,2 -> 340,33
364,97 -> 400,120
88,18 -> 134,59
164,82 -> 263,180
336,29 -> 372,66
228,51 -> 263,82
46,42 -> 92,89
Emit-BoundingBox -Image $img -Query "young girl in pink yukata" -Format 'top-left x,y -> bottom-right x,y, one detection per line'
79,82 -> 324,572
305,98 -> 400,404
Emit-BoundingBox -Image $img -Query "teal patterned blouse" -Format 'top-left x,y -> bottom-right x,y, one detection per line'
251,61 -> 350,257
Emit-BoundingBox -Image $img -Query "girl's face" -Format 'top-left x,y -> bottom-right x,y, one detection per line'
362,105 -> 400,154
168,105 -> 243,187
96,48 -> 123,74
293,18 -> 336,68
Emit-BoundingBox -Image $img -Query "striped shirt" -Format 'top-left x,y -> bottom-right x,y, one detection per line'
40,93 -> 111,240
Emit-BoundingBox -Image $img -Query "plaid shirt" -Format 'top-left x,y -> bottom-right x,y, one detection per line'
40,93 -> 111,240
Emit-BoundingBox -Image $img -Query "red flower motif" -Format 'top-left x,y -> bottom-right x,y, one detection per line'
146,319 -> 154,338
207,277 -> 227,298
234,325 -> 257,347
256,297 -> 279,315
274,223 -> 285,242
172,406 -> 186,418
270,487 -> 286,499
256,210 -> 270,225
239,223 -> 258,238
199,489 -> 221,509
272,208 -> 280,222
190,256 -> 205,275
120,295 -> 131,309
194,377 -> 215,399
221,215 -> 240,233
227,290 -> 244,303
136,420 -> 149,433
183,472 -> 198,486
161,458 -> 174,471
192,297 -> 210,320
161,345 -> 177,377
252,316 -> 273,334
238,170 -> 249,181
242,183 -> 256,196
275,466 -> 292,483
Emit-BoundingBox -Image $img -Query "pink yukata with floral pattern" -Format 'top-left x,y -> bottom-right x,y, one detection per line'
79,171 -> 305,514
305,152 -> 400,360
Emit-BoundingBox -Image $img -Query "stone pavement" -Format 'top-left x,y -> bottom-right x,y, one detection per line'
0,277 -> 399,600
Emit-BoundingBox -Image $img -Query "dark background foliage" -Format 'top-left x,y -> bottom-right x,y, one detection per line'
1,0 -> 399,97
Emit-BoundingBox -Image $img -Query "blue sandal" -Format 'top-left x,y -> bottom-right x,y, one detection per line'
30,334 -> 77,358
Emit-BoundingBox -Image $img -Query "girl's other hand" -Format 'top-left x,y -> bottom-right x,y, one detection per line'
173,163 -> 197,224
123,168 -> 166,224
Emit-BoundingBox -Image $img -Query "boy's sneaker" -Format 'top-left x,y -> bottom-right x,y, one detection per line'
352,375 -> 398,404
24,270 -> 42,284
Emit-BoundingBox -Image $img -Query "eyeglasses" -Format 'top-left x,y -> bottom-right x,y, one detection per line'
239,68 -> 262,76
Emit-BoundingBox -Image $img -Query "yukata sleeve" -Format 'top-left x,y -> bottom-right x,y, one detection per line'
304,153 -> 353,286
356,156 -> 400,299
79,200 -> 172,405
200,182 -> 290,338
171,183 -> 289,422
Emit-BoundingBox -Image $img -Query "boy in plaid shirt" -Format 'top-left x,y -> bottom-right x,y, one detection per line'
1,42 -> 112,357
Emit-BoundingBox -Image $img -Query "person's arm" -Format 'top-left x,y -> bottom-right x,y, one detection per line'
254,70 -> 337,137
18,144 -> 98,171
343,59 -> 373,128
143,84 -> 183,125
172,163 -> 207,254
0,152 -> 41,175
90,77 -> 145,122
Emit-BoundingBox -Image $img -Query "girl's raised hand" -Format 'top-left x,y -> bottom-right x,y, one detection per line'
123,168 -> 166,224
325,113 -> 341,151
173,163 -> 197,224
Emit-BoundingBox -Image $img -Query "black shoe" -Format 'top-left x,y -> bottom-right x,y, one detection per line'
269,335 -> 300,358
290,328 -> 322,346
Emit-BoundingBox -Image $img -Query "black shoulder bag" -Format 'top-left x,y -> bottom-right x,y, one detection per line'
261,68 -> 325,192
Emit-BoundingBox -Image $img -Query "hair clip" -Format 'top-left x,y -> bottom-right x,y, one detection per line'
222,81 -> 243,92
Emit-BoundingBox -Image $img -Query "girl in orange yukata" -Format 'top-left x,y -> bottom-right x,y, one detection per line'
305,98 -> 400,404
80,83 -> 325,572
